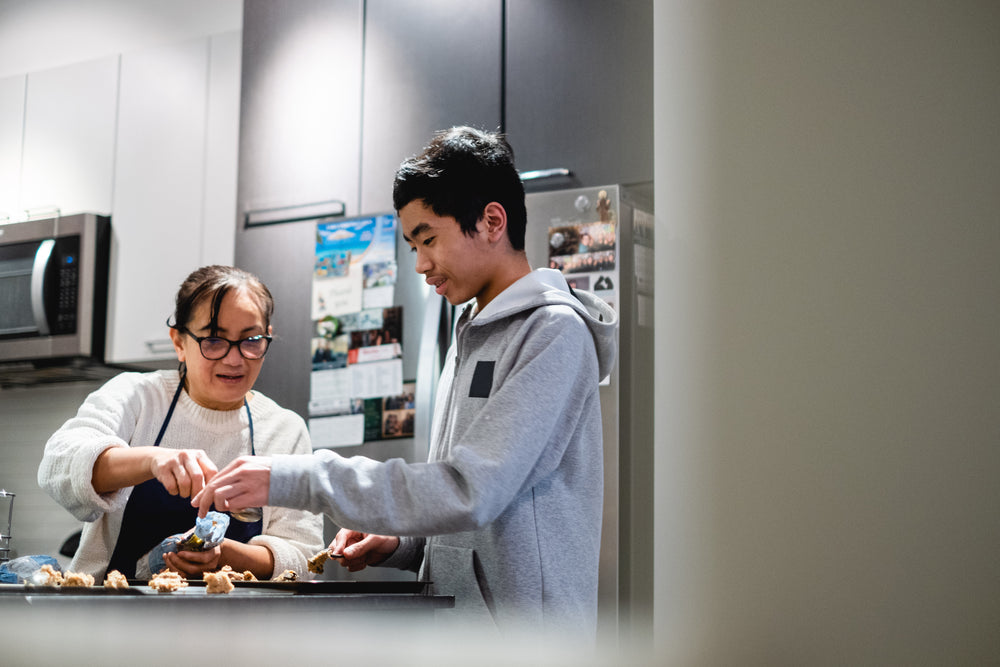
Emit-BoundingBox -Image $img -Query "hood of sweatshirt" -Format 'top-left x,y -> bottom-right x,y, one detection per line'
468,268 -> 619,380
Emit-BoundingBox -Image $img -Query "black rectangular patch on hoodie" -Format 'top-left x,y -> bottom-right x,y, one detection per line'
469,361 -> 495,398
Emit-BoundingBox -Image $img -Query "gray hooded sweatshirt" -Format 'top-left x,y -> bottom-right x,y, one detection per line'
269,268 -> 618,635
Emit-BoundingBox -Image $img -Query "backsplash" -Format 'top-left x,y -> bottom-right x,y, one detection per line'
0,380 -> 102,565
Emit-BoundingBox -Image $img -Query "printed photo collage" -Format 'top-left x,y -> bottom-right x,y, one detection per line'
546,197 -> 618,312
307,214 -> 415,448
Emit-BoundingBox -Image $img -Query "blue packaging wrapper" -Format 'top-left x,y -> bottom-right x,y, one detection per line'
0,555 -> 61,584
148,512 -> 230,575
147,534 -> 183,576
177,511 -> 230,551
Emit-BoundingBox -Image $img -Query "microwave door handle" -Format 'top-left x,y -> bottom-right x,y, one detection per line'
31,239 -> 55,336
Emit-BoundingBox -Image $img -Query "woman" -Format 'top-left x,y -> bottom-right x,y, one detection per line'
38,265 -> 323,580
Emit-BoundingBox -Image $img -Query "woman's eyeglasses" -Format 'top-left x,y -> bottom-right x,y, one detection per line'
180,329 -> 272,360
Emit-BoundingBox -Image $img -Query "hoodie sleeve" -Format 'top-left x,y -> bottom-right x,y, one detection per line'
268,304 -> 601,537
248,404 -> 325,578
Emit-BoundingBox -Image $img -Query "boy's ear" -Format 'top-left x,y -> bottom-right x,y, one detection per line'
482,202 -> 508,243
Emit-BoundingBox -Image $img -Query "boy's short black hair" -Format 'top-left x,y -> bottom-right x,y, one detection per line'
392,126 -> 527,251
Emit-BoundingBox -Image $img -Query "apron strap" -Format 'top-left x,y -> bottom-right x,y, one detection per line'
246,397 -> 255,455
153,377 -> 185,447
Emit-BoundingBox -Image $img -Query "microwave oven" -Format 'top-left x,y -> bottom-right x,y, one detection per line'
0,213 -> 111,363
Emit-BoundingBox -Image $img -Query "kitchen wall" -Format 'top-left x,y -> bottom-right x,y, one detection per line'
0,382 -> 101,564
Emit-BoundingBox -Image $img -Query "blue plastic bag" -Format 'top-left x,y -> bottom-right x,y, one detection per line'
147,511 -> 230,575
0,555 -> 61,584
178,511 -> 230,552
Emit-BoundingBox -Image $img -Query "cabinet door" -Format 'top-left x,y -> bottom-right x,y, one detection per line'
107,38 -> 211,363
359,0 -> 502,213
505,0 -> 653,188
0,74 -> 25,219
201,30 -> 242,268
19,56 -> 118,216
236,0 -> 365,415
106,33 -> 241,363
237,0 -> 363,218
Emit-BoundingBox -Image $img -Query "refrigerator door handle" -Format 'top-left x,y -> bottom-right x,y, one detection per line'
413,291 -> 449,461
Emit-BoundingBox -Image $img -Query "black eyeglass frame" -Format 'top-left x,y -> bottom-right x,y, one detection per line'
178,328 -> 273,360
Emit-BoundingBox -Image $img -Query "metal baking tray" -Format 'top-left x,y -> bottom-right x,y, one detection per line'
0,583 -> 143,595
2,580 -> 427,596
216,580 -> 429,594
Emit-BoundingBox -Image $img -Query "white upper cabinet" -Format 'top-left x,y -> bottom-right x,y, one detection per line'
0,75 -> 25,220
201,31 -> 242,268
105,32 -> 241,363
19,56 -> 119,217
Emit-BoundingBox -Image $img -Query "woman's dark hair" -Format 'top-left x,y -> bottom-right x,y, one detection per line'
392,126 -> 527,250
170,265 -> 274,335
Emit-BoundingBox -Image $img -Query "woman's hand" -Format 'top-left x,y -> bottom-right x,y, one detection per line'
329,529 -> 399,572
163,543 -> 223,577
92,446 -> 218,497
155,539 -> 275,580
148,448 -> 218,498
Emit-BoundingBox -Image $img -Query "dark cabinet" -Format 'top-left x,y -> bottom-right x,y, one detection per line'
360,0 -> 502,212
505,0 -> 653,188
236,0 -> 365,414
237,0 -> 363,217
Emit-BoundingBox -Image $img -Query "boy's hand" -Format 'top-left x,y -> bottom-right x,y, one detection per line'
329,529 -> 399,572
191,456 -> 272,518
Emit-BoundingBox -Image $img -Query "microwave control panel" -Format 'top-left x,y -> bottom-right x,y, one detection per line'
45,235 -> 81,336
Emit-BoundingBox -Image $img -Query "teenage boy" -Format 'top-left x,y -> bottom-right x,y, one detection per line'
194,126 -> 618,636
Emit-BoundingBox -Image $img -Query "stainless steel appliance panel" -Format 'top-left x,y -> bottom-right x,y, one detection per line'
0,213 -> 110,363
524,183 -> 654,633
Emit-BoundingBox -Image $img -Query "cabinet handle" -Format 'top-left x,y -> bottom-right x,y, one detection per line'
518,168 -> 571,181
24,206 -> 62,221
145,339 -> 175,354
244,200 -> 346,228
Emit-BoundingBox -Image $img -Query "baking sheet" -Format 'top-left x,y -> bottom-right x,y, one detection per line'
0,582 -> 143,596
226,579 -> 428,594
1,580 -> 428,596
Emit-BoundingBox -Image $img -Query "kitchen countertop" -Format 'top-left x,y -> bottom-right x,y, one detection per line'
0,579 -> 453,613
0,581 -> 636,665
0,580 -> 463,665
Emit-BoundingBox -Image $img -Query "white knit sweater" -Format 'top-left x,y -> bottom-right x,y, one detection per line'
38,370 -> 324,579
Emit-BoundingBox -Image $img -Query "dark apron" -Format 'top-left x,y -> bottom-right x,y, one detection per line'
105,379 -> 262,579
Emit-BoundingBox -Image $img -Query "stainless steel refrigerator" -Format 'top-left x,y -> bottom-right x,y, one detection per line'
523,184 -> 655,633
